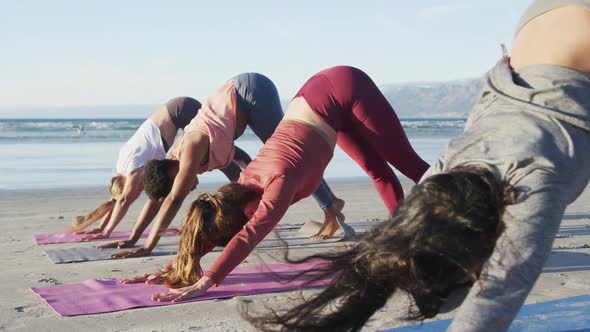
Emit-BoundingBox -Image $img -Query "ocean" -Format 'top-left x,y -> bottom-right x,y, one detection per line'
0,118 -> 465,191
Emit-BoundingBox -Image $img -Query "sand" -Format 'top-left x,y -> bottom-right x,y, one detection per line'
2,177 -> 590,331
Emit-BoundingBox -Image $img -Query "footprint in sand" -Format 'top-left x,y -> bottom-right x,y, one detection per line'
37,277 -> 61,285
556,234 -> 574,239
13,304 -> 34,313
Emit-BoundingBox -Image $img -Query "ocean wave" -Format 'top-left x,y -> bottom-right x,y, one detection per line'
86,121 -> 140,130
0,134 -> 134,141
0,118 -> 466,142
0,119 -> 142,132
0,166 -> 113,173
400,119 -> 466,129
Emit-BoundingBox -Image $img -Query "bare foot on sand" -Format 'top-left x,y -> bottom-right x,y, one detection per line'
310,210 -> 345,240
310,194 -> 349,240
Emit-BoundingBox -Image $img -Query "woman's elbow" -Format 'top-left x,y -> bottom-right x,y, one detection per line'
119,194 -> 139,207
167,194 -> 186,207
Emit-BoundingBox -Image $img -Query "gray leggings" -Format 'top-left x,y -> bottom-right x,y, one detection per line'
233,73 -> 335,210
219,146 -> 252,182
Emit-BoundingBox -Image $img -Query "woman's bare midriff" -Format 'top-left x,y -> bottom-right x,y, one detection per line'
511,6 -> 590,77
283,97 -> 337,150
151,106 -> 178,148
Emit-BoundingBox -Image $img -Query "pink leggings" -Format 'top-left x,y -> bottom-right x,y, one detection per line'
295,66 -> 430,213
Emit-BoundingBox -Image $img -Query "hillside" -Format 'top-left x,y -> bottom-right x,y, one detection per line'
280,77 -> 484,118
2,78 -> 485,119
380,78 -> 484,118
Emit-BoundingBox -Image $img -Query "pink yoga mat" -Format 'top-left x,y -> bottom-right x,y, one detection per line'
33,229 -> 178,245
31,261 -> 331,316
34,224 -> 301,245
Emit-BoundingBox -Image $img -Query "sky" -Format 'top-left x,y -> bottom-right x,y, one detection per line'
0,0 -> 532,117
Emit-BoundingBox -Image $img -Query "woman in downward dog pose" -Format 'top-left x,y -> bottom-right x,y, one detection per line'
113,72 -> 347,259
122,65 -> 429,300
73,97 -> 253,243
246,2 -> 590,331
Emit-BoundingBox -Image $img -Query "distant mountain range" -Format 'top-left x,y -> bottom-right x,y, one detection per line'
281,77 -> 484,119
2,78 -> 485,119
379,77 -> 484,118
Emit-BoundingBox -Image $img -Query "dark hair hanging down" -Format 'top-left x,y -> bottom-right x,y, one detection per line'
244,166 -> 515,332
143,159 -> 179,200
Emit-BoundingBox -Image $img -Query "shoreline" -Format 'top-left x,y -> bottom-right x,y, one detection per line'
0,176 -> 398,195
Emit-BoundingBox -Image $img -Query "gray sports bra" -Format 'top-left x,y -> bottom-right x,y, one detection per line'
516,0 -> 590,33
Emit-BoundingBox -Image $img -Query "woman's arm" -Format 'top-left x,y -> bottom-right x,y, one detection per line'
82,171 -> 143,241
76,209 -> 113,235
95,210 -> 112,231
96,198 -> 162,249
219,161 -> 243,182
448,174 -> 569,331
120,241 -> 217,287
205,191 -> 291,284
169,133 -> 184,160
233,145 -> 252,168
112,134 -> 208,258
152,177 -> 294,301
218,145 -> 253,182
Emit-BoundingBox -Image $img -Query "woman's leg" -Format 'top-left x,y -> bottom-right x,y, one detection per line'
310,180 -> 333,210
218,161 -> 242,182
232,145 -> 252,169
316,179 -> 345,211
234,73 -> 283,143
345,73 -> 429,184
329,66 -> 429,213
336,131 -> 405,214
218,145 -> 253,182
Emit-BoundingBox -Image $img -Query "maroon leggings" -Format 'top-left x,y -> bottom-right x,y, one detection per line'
295,66 -> 430,213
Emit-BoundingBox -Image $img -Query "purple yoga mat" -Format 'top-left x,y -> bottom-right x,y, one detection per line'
34,224 -> 302,245
31,261 -> 331,316
33,229 -> 179,245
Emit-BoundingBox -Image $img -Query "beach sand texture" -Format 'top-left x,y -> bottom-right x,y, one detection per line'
2,178 -> 590,331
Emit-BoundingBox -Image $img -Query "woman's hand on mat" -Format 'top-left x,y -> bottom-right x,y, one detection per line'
120,272 -> 165,285
152,277 -> 215,303
96,239 -> 135,250
120,263 -> 172,285
120,274 -> 151,284
111,246 -> 151,258
81,233 -> 109,241
75,227 -> 103,235
164,227 -> 181,235
145,272 -> 167,285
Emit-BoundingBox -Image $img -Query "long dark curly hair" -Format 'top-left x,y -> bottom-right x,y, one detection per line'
244,166 -> 515,332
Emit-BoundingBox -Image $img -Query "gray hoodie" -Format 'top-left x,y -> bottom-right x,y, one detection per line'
421,58 -> 590,331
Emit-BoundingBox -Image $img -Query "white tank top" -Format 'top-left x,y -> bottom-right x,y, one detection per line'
116,119 -> 166,175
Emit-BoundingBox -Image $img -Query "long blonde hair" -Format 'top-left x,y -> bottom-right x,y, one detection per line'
70,175 -> 125,232
163,183 -> 259,288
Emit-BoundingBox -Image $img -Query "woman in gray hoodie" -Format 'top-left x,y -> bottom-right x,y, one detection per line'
246,2 -> 590,331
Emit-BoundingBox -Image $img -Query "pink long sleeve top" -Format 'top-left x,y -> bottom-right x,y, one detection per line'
203,120 -> 333,284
